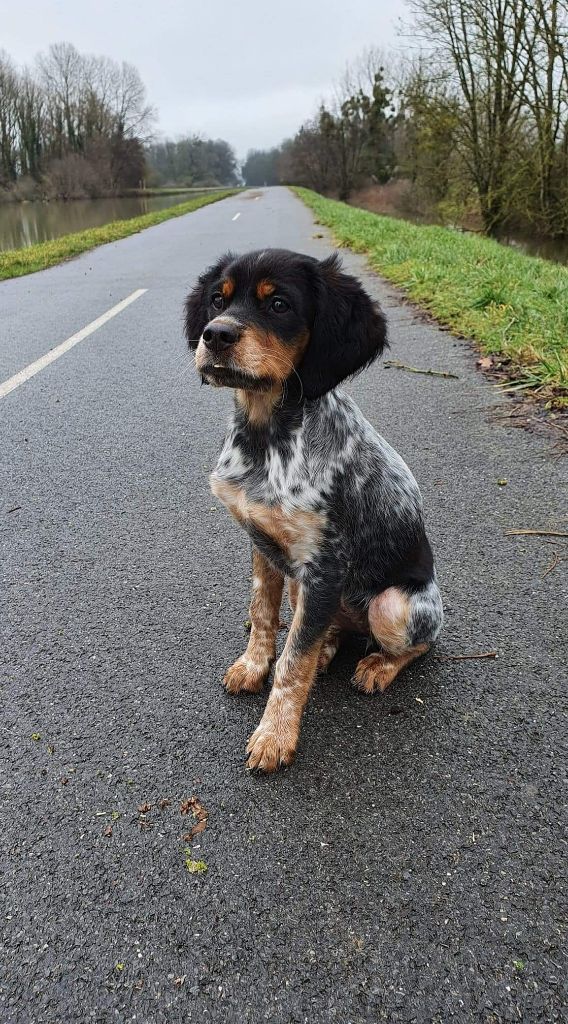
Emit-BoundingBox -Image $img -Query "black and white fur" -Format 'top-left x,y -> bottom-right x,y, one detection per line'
185,248 -> 443,771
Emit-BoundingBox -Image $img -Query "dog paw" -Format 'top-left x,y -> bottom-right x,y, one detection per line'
317,642 -> 339,673
246,723 -> 297,772
352,652 -> 398,694
223,655 -> 269,694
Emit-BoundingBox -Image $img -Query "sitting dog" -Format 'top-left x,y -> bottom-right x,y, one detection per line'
184,249 -> 443,771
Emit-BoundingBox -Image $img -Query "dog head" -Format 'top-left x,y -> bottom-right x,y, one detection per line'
184,248 -> 387,401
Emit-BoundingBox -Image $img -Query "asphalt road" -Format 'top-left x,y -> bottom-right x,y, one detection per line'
1,188 -> 566,1024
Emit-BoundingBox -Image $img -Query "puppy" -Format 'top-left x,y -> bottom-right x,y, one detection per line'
184,249 -> 443,771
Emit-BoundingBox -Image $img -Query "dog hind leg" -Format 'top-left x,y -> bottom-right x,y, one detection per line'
353,580 -> 443,694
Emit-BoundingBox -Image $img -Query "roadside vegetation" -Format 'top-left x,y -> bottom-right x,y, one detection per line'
0,191 -> 236,281
295,188 -> 568,404
245,2 -> 568,246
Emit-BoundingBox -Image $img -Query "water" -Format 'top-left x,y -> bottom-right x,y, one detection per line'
0,193 -> 207,251
494,230 -> 568,266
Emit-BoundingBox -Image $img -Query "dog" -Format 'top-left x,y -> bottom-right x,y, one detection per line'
184,248 -> 443,771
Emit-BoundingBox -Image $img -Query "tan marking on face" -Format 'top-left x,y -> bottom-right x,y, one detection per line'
232,326 -> 308,382
223,550 -> 283,694
256,279 -> 275,300
221,278 -> 235,299
231,327 -> 309,425
210,479 -> 324,565
368,586 -> 412,655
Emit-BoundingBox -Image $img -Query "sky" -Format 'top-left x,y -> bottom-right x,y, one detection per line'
3,0 -> 407,159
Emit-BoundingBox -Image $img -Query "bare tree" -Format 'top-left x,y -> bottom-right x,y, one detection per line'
522,0 -> 568,231
0,51 -> 19,183
408,0 -> 535,233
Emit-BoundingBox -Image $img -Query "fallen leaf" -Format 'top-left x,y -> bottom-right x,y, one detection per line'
157,797 -> 171,810
182,818 -> 207,842
173,975 -> 186,987
137,802 -> 151,814
180,799 -> 192,815
476,356 -> 494,370
31,733 -> 41,741
103,825 -> 113,837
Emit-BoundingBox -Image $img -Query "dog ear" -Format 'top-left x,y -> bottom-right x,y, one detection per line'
183,252 -> 237,348
296,254 -> 388,399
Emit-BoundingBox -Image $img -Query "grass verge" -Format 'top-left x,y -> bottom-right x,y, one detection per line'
0,190 -> 238,282
294,187 -> 568,405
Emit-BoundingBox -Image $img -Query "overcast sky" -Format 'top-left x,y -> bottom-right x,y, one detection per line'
4,0 -> 407,158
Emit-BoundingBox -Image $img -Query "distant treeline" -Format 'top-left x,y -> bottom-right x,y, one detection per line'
0,43 -> 153,200
243,0 -> 568,238
145,137 -> 238,188
0,43 -> 239,201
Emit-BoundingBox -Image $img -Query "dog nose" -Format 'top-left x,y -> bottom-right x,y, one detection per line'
202,321 -> 240,354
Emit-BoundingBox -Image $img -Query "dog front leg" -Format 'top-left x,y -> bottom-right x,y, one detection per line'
223,549 -> 283,694
246,574 -> 341,771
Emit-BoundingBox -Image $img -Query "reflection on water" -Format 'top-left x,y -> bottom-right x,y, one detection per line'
494,230 -> 568,266
0,193 -> 205,251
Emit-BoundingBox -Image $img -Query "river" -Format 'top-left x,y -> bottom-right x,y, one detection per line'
0,193 -> 209,251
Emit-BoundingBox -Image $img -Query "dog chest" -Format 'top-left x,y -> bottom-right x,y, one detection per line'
210,475 -> 325,567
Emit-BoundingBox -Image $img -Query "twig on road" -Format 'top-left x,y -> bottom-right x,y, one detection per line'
384,359 -> 459,380
505,529 -> 568,538
542,551 -> 565,578
436,652 -> 498,661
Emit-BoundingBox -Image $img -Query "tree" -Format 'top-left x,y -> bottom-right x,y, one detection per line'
145,135 -> 238,187
408,0 -> 537,233
397,59 -> 461,202
522,1 -> 568,233
0,51 -> 19,183
242,148 -> 282,186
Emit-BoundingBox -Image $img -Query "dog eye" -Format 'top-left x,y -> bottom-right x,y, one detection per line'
211,293 -> 224,310
270,296 -> 289,313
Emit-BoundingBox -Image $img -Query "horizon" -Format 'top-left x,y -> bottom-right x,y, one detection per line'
3,0 -> 407,160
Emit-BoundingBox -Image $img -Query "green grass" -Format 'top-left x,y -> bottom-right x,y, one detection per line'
0,190 -> 238,282
294,187 -> 568,403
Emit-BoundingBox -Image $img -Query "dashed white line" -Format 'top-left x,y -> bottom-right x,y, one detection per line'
0,288 -> 147,400
232,212 -> 241,221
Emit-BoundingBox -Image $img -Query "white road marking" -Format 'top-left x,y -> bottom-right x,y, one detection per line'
232,212 -> 241,221
0,288 -> 147,400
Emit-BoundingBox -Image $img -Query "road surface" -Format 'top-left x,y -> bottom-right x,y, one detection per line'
1,188 -> 566,1023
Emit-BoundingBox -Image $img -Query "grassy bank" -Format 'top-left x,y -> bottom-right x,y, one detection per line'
294,187 -> 568,404
0,190 -> 237,282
